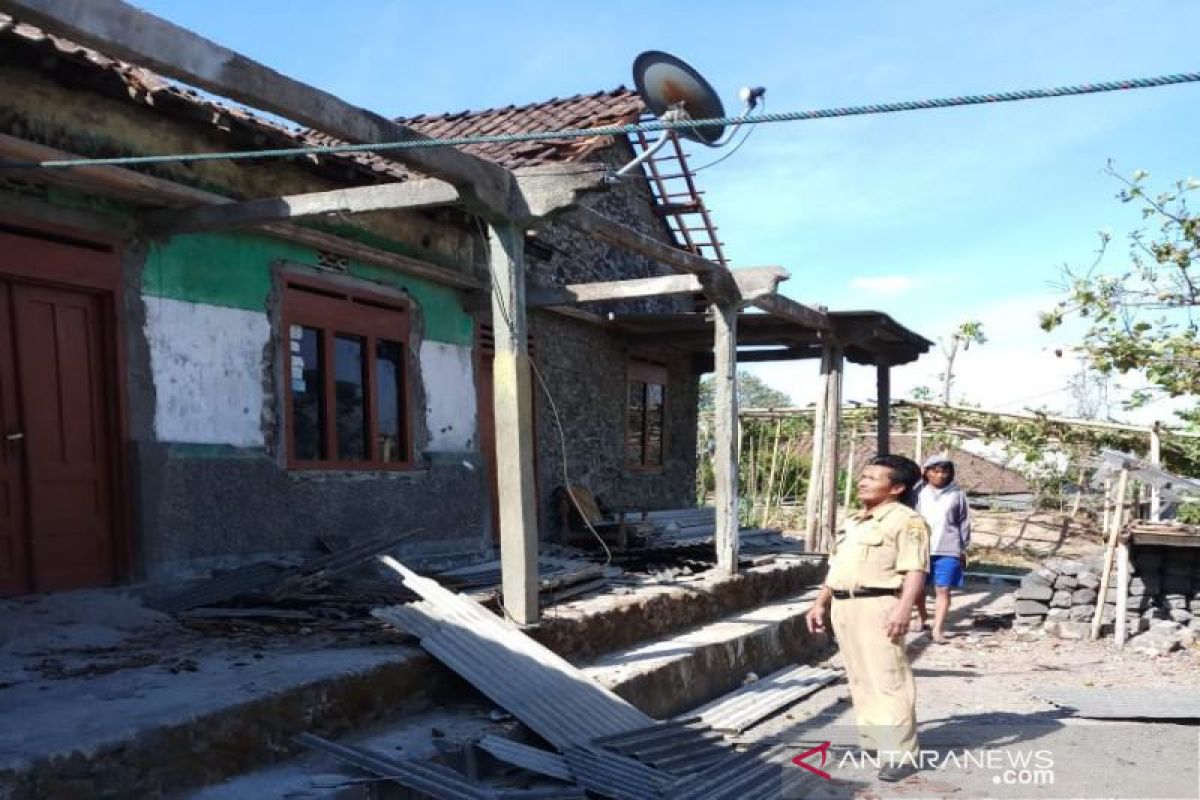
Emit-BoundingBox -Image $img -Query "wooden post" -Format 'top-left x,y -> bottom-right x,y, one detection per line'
804,349 -> 832,550
489,223 -> 539,625
1150,421 -> 1162,521
843,424 -> 857,514
1101,477 -> 1113,534
820,345 -> 844,551
712,303 -> 740,574
1092,467 -> 1129,640
1115,542 -> 1130,647
914,408 -> 925,465
876,359 -> 891,456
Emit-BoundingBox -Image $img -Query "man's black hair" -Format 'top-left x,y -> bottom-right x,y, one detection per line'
869,454 -> 922,507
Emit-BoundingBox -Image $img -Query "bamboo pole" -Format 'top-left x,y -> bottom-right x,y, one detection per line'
1092,468 -> 1129,640
914,408 -> 925,465
761,418 -> 783,529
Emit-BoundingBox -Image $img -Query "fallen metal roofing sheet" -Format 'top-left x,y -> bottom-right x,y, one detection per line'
295,733 -> 496,800
1035,687 -> 1200,719
375,557 -> 652,750
593,719 -> 732,776
477,736 -> 574,782
666,743 -> 793,800
691,664 -> 841,733
563,745 -> 673,800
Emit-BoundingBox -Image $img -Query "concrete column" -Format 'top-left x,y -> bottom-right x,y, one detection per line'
712,303 -> 739,574
488,222 -> 539,624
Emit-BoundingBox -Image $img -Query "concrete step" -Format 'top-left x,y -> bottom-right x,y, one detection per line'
1,556 -> 825,799
186,589 -> 833,799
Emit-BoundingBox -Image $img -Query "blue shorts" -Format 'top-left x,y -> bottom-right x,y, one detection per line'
928,555 -> 964,588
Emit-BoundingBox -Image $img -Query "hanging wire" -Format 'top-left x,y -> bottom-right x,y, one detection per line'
2,71 -> 1197,170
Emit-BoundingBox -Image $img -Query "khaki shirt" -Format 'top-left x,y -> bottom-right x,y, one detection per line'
823,501 -> 930,592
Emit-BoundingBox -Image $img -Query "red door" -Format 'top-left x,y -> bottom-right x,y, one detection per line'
0,279 -> 117,593
0,283 -> 28,595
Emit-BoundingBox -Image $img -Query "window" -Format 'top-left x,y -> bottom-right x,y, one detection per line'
284,278 -> 411,469
626,360 -> 667,469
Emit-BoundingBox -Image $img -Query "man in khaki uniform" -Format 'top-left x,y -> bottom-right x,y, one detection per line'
805,454 -> 930,782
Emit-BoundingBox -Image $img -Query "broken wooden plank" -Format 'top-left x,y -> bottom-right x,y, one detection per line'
141,179 -> 461,235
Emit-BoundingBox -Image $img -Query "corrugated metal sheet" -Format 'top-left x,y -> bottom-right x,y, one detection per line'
376,557 -> 652,750
477,736 -> 574,782
692,665 -> 841,733
1036,688 -> 1200,719
563,745 -> 673,800
594,719 -> 731,776
666,744 -> 792,800
295,733 -> 496,800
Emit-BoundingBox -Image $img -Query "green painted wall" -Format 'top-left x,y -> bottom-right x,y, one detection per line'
144,231 -> 474,346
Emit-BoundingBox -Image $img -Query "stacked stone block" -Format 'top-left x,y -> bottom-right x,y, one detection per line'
1012,547 -> 1200,650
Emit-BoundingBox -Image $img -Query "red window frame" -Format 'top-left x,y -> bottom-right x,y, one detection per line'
283,276 -> 413,470
626,359 -> 668,471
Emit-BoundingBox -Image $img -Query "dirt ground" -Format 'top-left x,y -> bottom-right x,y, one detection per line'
743,581 -> 1200,799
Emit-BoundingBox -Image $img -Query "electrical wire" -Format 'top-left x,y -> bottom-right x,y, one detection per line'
3,71 -> 1198,170
687,99 -> 765,174
476,216 -> 614,595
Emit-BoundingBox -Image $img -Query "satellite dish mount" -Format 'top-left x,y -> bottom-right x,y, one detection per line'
615,51 -> 765,179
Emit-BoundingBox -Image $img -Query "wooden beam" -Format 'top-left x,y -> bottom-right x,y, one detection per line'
1092,467 -> 1129,640
1150,421 -> 1162,521
141,180 -> 461,235
488,222 -> 539,625
876,359 -> 891,456
520,266 -> 787,309
1,0 -> 518,217
0,134 -> 484,290
749,293 -> 831,332
804,350 -> 830,552
712,303 -> 740,574
691,345 -> 823,373
526,273 -> 705,308
564,207 -> 740,301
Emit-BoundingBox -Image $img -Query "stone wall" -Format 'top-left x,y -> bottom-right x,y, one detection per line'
1012,547 -> 1200,653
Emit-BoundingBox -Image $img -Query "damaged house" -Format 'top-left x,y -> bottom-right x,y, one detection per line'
0,10 -> 928,606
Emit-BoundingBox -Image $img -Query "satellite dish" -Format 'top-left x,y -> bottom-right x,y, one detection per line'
633,50 -> 727,146
612,51 -> 764,180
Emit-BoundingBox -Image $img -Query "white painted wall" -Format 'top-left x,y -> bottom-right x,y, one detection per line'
420,341 -> 477,452
144,297 -> 269,447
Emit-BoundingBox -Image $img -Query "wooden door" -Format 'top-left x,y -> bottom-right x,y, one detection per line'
0,283 -> 27,595
6,282 -> 116,592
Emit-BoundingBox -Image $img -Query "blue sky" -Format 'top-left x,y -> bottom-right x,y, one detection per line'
135,1 -> 1200,422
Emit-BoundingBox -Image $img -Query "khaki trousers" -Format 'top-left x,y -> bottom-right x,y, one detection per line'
830,594 -> 918,759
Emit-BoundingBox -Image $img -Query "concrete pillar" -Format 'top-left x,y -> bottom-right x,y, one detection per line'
712,303 -> 739,574
488,222 -> 539,624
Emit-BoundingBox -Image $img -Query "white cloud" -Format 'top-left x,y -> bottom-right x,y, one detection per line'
848,276 -> 914,294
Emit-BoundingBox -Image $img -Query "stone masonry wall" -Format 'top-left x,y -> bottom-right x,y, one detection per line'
1013,547 -> 1200,654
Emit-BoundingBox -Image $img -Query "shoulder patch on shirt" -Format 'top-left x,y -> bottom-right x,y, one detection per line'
905,517 -> 929,542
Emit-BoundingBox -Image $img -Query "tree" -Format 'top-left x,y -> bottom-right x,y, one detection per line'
1041,166 -> 1200,416
937,321 -> 987,405
698,371 -> 792,413
1064,357 -> 1114,420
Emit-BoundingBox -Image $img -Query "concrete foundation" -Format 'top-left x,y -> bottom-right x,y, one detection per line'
0,557 -> 826,798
